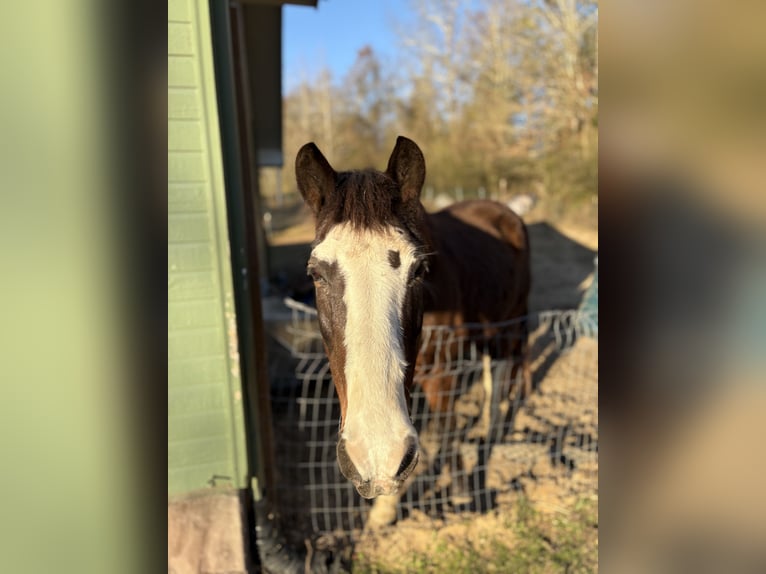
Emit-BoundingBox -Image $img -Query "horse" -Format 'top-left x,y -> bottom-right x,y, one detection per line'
295,136 -> 531,506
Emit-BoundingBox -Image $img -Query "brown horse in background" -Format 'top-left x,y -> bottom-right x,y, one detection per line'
295,136 -> 531,505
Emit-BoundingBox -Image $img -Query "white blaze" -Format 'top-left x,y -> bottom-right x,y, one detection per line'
312,223 -> 419,479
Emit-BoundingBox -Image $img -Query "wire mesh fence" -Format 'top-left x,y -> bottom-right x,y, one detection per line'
266,298 -> 597,543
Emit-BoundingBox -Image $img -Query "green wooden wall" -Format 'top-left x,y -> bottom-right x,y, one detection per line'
168,0 -> 248,495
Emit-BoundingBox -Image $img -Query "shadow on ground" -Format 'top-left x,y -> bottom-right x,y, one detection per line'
526,222 -> 597,311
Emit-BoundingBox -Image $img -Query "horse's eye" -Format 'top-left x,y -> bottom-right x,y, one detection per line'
411,259 -> 428,282
308,267 -> 325,283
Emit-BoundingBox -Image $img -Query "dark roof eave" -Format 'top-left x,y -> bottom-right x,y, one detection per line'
237,0 -> 318,7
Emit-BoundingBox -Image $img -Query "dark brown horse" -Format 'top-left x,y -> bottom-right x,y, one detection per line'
295,136 -> 530,500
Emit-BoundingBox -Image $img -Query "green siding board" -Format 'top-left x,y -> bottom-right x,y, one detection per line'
168,435 -> 232,469
169,121 -> 204,151
168,0 -> 192,22
168,56 -> 198,88
168,271 -> 219,302
168,463 -> 232,493
167,0 -> 249,495
168,184 -> 208,213
168,212 -> 211,242
168,328 -> 225,361
169,411 -> 230,443
169,90 -> 202,119
168,359 -> 227,388
169,151 -> 207,182
168,300 -> 221,329
168,22 -> 194,55
168,243 -> 214,272
169,384 -> 227,414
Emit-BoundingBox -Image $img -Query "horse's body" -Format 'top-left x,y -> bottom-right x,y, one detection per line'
417,200 -> 531,413
295,137 -> 530,502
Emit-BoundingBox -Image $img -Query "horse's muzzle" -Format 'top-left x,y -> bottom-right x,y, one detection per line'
337,435 -> 420,499
355,476 -> 406,499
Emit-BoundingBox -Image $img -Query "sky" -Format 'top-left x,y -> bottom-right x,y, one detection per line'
283,0 -> 410,95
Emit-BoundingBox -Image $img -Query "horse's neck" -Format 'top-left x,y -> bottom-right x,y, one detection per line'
421,213 -> 463,316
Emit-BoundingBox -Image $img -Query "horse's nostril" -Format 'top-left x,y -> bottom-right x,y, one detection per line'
337,439 -> 362,484
395,439 -> 419,478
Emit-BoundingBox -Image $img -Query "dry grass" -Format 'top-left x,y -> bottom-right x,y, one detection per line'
353,496 -> 598,574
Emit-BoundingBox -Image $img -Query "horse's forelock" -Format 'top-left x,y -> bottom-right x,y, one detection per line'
314,170 -> 397,231
313,170 -> 431,253
341,171 -> 400,229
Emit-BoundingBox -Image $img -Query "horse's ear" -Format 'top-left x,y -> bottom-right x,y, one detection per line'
386,136 -> 425,203
295,142 -> 336,215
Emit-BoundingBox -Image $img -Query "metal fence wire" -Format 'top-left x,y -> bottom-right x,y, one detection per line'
266,298 -> 598,540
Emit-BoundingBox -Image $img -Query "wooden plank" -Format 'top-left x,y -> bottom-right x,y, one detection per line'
169,299 -> 221,330
168,184 -> 208,214
169,411 -> 229,443
168,22 -> 194,56
169,120 -> 204,151
168,328 -> 225,362
168,356 -> 227,387
169,384 -> 227,414
169,151 -> 207,182
168,0 -> 192,22
168,243 -> 214,272
168,269 -> 219,302
169,56 -> 198,88
168,212 -> 211,243
169,89 -> 201,119
168,435 -> 232,469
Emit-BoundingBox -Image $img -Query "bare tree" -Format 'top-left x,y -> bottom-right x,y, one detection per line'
530,0 -> 598,154
280,0 -> 598,210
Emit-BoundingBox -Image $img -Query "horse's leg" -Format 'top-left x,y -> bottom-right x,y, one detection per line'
469,352 -> 495,440
508,319 -> 531,400
520,337 -> 532,398
419,370 -> 474,504
518,318 -> 532,398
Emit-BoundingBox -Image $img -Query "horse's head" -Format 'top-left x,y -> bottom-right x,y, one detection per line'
295,136 -> 430,498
